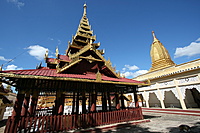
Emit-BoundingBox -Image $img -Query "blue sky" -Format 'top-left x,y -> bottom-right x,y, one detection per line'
0,0 -> 200,79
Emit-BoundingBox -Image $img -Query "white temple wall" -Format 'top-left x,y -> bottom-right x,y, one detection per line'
138,72 -> 200,109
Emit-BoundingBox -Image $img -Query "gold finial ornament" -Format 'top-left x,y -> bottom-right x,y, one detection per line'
96,70 -> 102,82
83,3 -> 87,17
56,47 -> 59,58
149,31 -> 176,72
45,50 -> 48,59
152,31 -> 159,42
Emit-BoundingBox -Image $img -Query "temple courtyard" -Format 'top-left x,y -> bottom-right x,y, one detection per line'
1,109 -> 199,133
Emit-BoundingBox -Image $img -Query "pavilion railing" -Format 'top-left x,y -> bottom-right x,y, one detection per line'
4,107 -> 143,133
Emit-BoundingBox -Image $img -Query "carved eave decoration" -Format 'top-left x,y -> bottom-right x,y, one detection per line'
96,70 -> 102,82
60,45 -> 118,77
80,55 -> 103,63
0,73 -> 147,86
68,44 -> 91,59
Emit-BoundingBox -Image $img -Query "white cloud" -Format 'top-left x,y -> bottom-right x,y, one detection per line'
196,38 -> 200,42
174,39 -> 200,58
27,45 -> 48,60
124,65 -> 139,71
7,0 -> 25,9
58,39 -> 61,45
120,64 -> 147,78
6,64 -> 23,70
49,37 -> 54,41
133,70 -> 148,77
0,56 -> 11,61
122,68 -> 126,71
121,70 -> 148,78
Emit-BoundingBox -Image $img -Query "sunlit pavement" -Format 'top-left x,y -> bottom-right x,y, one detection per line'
71,111 -> 200,133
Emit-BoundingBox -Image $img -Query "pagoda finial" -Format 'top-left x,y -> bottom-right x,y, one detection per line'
56,46 -> 59,58
45,50 -> 48,59
0,64 -> 2,71
152,31 -> 159,42
83,3 -> 87,16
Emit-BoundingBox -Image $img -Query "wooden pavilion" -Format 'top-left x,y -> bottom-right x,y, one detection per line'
0,4 -> 147,133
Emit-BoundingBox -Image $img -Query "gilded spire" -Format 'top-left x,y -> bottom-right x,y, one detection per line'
66,4 -> 103,56
68,4 -> 97,48
149,31 -> 176,72
45,50 -> 48,59
0,65 -> 2,71
56,46 -> 59,58
83,3 -> 87,17
152,31 -> 159,43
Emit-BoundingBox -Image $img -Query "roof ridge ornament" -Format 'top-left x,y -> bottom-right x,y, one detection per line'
56,46 -> 59,58
0,64 -> 2,71
45,50 -> 48,59
96,70 -> 102,82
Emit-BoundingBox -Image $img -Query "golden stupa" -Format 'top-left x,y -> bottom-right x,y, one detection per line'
149,31 -> 176,72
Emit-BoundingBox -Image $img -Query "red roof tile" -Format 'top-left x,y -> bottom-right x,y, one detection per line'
1,68 -> 144,84
59,55 -> 71,62
46,58 -> 57,63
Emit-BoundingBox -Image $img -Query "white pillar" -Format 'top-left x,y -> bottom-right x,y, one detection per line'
157,88 -> 165,109
143,91 -> 149,108
174,79 -> 187,110
198,73 -> 200,80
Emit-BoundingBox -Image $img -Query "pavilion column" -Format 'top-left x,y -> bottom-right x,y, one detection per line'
107,92 -> 112,111
11,90 -> 25,118
102,91 -> 107,111
90,91 -> 96,112
54,91 -> 60,115
10,89 -> 25,133
82,92 -> 86,114
133,89 -> 139,108
21,91 -> 30,116
58,93 -> 65,115
75,91 -> 80,114
120,91 -> 125,109
72,92 -> 76,114
115,93 -> 120,110
29,90 -> 39,116
139,94 -> 145,107
55,90 -> 65,115
88,92 -> 91,111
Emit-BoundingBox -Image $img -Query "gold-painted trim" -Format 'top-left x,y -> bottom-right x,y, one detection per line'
0,92 -> 9,96
0,73 -> 148,86
57,59 -> 82,73
80,55 -> 103,62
